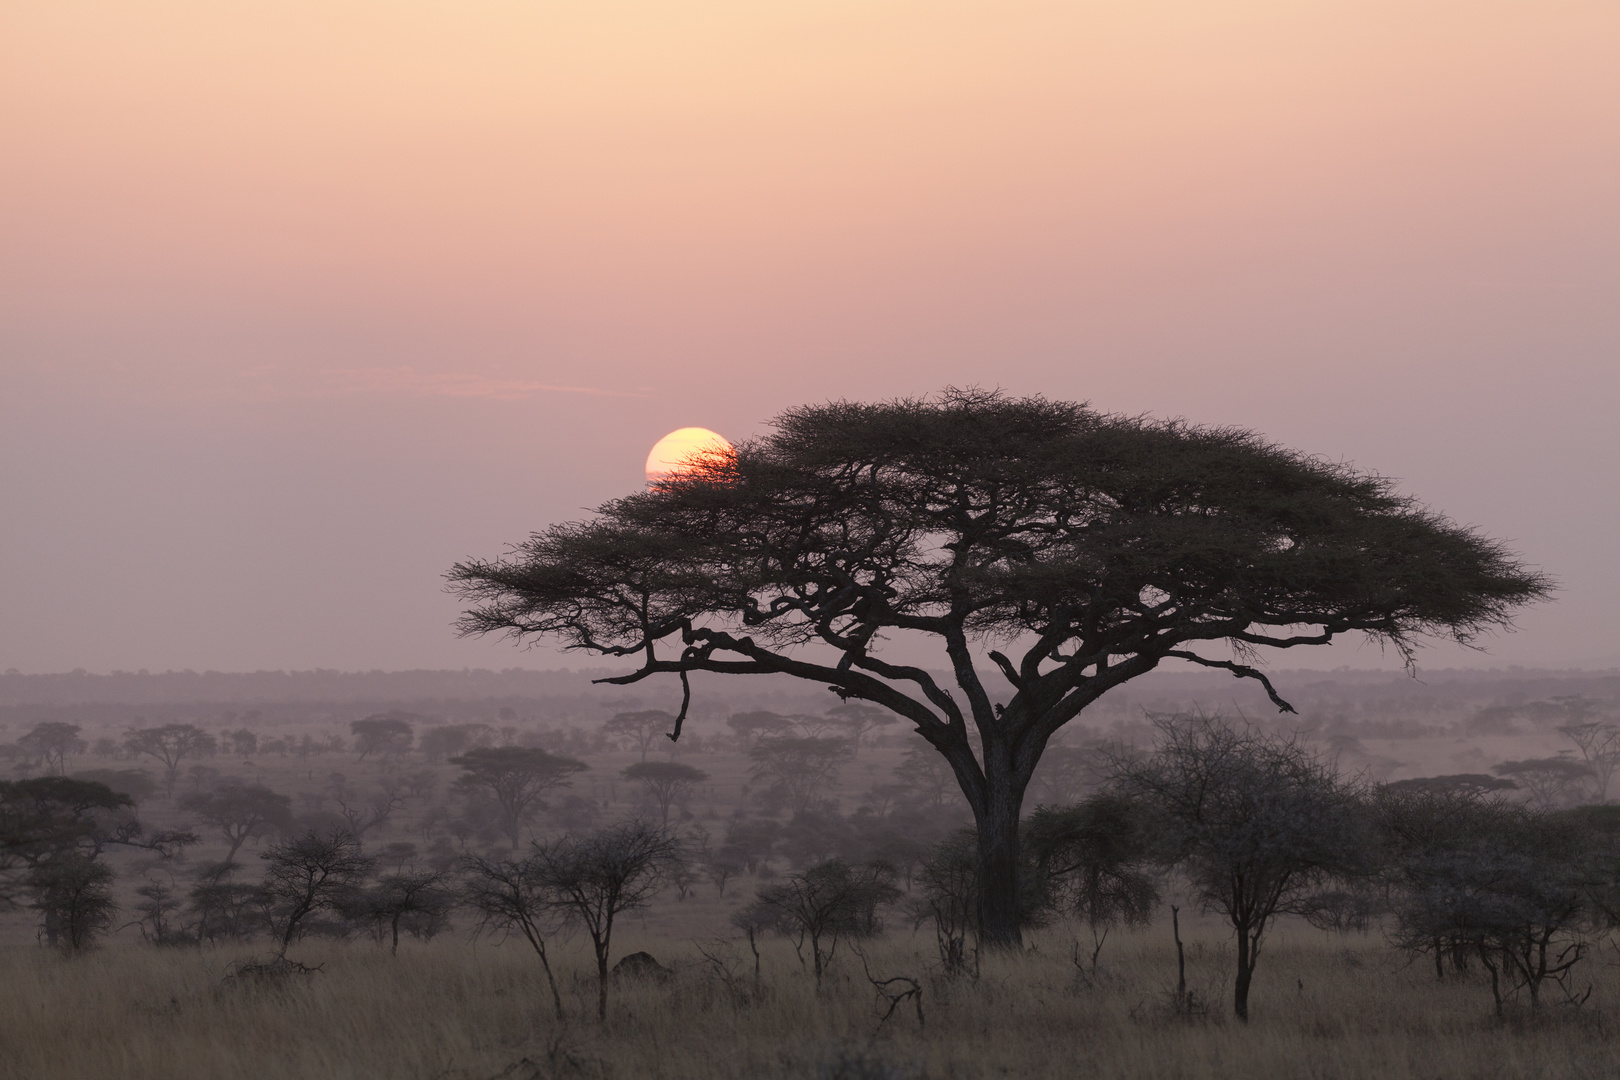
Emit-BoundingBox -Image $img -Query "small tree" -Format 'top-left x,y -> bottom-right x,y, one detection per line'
1560,720 -> 1620,804
1492,757 -> 1593,810
187,862 -> 265,944
748,858 -> 900,985
621,761 -> 708,826
533,821 -> 680,1021
1114,714 -> 1367,1021
180,782 -> 293,862
748,736 -> 851,815
18,723 -> 87,775
450,747 -> 587,851
31,854 -> 117,952
350,714 -> 416,761
603,711 -> 675,762
1025,792 -> 1159,974
1387,798 -> 1594,1013
911,832 -> 979,975
826,703 -> 897,756
726,711 -> 797,747
358,868 -> 456,955
124,725 -> 218,798
418,723 -> 495,760
1,776 -> 192,942
259,829 -> 373,954
463,854 -> 567,1020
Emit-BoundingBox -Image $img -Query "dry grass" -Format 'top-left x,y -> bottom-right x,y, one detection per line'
3,920 -> 1617,1080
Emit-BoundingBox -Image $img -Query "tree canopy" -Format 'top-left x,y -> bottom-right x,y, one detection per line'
449,389 -> 1549,944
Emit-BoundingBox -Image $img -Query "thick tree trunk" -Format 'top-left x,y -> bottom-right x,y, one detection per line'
975,750 -> 1025,949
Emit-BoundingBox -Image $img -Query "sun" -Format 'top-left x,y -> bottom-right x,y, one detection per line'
645,427 -> 733,483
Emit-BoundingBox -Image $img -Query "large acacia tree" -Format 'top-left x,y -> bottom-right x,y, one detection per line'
449,390 -> 1548,945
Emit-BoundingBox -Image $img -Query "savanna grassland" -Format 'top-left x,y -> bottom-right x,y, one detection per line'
6,923 -> 1620,1080
3,668 -> 1619,1080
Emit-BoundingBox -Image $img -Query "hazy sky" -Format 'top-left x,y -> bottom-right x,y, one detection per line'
3,1 -> 1616,675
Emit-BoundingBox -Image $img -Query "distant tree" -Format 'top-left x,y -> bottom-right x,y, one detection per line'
18,723 -> 87,775
1387,797 -> 1594,1013
450,747 -> 588,850
356,868 -> 456,955
827,703 -> 896,756
888,745 -> 959,812
1025,744 -> 1099,807
1559,717 -> 1620,803
324,773 -> 409,839
1,776 -> 191,947
69,768 -> 158,804
31,854 -> 118,952
1025,792 -> 1159,973
725,711 -> 796,747
722,818 -> 780,875
417,723 -> 495,760
350,714 -> 416,761
187,861 -> 267,944
124,725 -> 218,798
748,736 -> 851,815
462,853 -> 567,1020
1113,714 -> 1368,1021
259,829 -> 374,953
621,761 -> 708,826
179,782 -> 293,861
1383,774 -> 1520,798
702,845 -> 747,898
603,711 -> 675,762
1492,757 -> 1594,810
533,821 -> 681,1021
449,390 -> 1546,947
131,877 -> 186,945
746,858 -> 900,985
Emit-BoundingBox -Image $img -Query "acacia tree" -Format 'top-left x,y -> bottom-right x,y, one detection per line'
603,710 -> 676,762
533,821 -> 680,1021
179,781 -> 293,861
18,723 -> 87,775
1114,714 -> 1368,1021
449,747 -> 588,850
448,390 -> 1548,946
621,761 -> 708,826
747,736 -> 851,814
350,714 -> 416,761
124,724 -> 218,798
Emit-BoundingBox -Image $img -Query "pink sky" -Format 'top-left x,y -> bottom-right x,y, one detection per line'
2,2 -> 1616,674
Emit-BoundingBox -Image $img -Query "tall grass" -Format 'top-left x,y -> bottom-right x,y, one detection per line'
2,921 -> 1615,1079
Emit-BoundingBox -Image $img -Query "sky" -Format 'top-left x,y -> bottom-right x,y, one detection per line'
2,1 -> 1617,676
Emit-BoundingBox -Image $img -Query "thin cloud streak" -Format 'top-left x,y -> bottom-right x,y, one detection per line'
240,366 -> 647,401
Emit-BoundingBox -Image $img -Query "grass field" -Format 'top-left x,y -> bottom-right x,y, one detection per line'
4,918 -> 1616,1080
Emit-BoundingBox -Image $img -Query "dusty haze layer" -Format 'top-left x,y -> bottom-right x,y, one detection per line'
1,2 -> 1616,674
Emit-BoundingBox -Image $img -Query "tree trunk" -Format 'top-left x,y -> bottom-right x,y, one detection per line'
974,757 -> 1024,949
1233,924 -> 1254,1022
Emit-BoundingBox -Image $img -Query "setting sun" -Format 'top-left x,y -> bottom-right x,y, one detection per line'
645,427 -> 732,483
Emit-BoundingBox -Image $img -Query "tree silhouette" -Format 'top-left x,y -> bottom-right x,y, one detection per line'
449,389 -> 1548,946
621,760 -> 708,826
1114,714 -> 1367,1021
449,747 -> 587,850
603,710 -> 675,762
350,714 -> 416,761
18,723 -> 87,775
180,781 -> 293,861
124,724 -> 218,798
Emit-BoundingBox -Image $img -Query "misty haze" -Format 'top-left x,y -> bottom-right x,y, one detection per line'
3,3 -> 1618,1080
